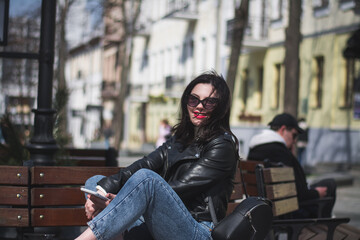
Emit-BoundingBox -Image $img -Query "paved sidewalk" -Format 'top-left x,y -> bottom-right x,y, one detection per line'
306,164 -> 360,229
332,168 -> 360,229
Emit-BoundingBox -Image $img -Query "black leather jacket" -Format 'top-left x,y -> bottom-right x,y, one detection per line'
98,132 -> 238,222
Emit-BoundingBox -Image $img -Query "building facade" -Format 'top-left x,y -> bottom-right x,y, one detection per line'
66,37 -> 103,148
63,0 -> 360,166
230,0 -> 360,165
127,0 -> 268,150
127,0 -> 360,166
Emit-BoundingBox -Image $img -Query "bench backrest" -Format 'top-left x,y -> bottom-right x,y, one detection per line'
0,166 -> 121,227
30,166 -> 121,227
57,148 -> 118,166
239,160 -> 299,216
0,166 -> 29,227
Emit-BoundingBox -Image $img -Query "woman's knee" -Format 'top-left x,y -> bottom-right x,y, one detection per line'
132,169 -> 158,179
129,169 -> 164,185
85,175 -> 106,190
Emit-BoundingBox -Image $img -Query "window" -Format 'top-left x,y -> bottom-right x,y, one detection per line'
271,64 -> 282,109
339,0 -> 356,10
313,0 -> 330,17
271,0 -> 283,21
240,69 -> 249,108
344,59 -> 355,108
315,56 -> 324,108
225,19 -> 234,45
310,56 -> 324,108
189,39 -> 194,58
312,0 -> 329,8
77,70 -> 82,79
180,39 -> 193,63
257,67 -> 264,109
341,59 -> 360,108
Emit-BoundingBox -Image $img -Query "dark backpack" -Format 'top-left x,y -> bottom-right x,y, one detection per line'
210,196 -> 273,240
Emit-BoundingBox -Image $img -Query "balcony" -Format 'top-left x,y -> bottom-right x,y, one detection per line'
135,22 -> 152,38
163,0 -> 198,21
165,75 -> 185,97
226,16 -> 270,50
101,81 -> 118,100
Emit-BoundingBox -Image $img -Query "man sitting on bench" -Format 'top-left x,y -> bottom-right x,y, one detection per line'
247,113 -> 336,218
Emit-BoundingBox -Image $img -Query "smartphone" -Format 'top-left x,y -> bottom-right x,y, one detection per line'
80,187 -> 110,201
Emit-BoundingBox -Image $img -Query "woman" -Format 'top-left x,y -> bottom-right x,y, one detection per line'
155,119 -> 171,147
76,71 -> 239,240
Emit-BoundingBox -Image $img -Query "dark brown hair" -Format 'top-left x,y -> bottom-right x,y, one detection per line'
172,71 -> 236,147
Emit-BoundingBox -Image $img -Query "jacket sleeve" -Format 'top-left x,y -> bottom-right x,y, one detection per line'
169,134 -> 238,201
97,140 -> 169,194
292,160 -> 320,201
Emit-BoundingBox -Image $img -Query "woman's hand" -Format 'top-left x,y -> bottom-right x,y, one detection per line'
84,192 -> 116,220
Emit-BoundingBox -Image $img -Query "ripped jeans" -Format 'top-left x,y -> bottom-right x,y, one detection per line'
85,169 -> 213,240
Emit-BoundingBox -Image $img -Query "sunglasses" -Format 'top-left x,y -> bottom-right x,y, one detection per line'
292,133 -> 298,140
187,95 -> 219,110
286,128 -> 298,140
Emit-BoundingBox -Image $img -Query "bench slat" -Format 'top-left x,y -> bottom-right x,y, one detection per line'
263,167 -> 295,183
230,184 -> 243,201
31,208 -> 88,227
233,168 -> 241,183
31,167 -> 121,185
0,186 -> 28,205
239,160 -> 263,172
242,173 -> 257,184
32,187 -> 85,206
272,196 -> 299,216
0,166 -> 28,185
265,182 -> 297,200
0,208 -> 29,227
244,185 -> 258,196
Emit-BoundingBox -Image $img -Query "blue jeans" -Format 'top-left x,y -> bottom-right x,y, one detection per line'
85,169 -> 213,240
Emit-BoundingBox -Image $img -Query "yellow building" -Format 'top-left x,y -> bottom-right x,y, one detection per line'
231,1 -> 360,165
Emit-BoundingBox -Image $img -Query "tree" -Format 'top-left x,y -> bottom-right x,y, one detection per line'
0,115 -> 30,165
103,0 -> 142,149
226,0 -> 250,98
283,0 -> 302,117
54,0 -> 74,143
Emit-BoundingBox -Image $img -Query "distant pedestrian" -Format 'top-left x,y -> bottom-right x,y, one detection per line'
103,123 -> 114,149
297,118 -> 308,166
156,119 -> 171,147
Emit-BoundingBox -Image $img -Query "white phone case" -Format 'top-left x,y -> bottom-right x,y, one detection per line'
80,187 -> 109,201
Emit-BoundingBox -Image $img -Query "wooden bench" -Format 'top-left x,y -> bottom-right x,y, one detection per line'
0,162 -> 272,239
0,165 -> 121,239
240,160 -> 350,240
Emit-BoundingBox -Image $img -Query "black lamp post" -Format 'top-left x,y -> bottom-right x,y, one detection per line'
25,0 -> 58,166
0,0 -> 9,46
0,0 -> 59,166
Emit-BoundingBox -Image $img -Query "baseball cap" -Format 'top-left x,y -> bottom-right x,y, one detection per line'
268,113 -> 305,134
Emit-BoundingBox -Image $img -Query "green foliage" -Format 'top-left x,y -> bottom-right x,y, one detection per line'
53,86 -> 74,166
0,115 -> 30,165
